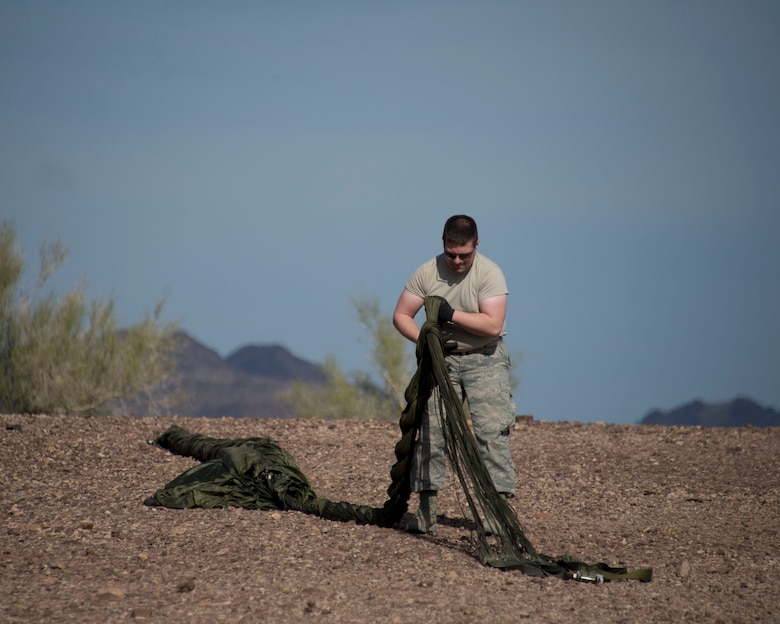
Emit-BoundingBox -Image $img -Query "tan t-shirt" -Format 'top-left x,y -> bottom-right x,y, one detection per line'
404,253 -> 508,352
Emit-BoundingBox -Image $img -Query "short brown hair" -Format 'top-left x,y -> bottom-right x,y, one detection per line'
442,215 -> 478,246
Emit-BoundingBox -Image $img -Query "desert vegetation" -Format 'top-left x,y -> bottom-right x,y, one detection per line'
0,221 -> 179,415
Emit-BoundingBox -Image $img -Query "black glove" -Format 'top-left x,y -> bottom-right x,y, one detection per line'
436,297 -> 455,324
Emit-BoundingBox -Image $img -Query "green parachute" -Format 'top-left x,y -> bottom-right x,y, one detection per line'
146,297 -> 651,583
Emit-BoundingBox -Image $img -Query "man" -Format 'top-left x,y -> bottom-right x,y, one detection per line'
392,214 -> 517,534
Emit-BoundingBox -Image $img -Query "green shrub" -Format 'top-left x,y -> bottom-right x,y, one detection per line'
283,355 -> 399,421
283,296 -> 413,421
0,220 -> 179,415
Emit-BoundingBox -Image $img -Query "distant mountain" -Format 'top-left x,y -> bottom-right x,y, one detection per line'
641,396 -> 780,428
227,344 -> 326,383
162,335 -> 780,427
169,332 -> 325,419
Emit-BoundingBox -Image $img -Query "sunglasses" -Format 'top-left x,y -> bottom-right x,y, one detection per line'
444,251 -> 474,261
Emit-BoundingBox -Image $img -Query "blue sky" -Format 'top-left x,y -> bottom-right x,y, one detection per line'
2,1 -> 778,423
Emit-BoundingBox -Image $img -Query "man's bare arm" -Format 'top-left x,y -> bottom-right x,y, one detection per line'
450,294 -> 506,338
392,289 -> 425,343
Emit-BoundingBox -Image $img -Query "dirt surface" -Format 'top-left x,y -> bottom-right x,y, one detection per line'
2,414 -> 778,623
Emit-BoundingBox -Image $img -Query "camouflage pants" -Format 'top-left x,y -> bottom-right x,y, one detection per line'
411,339 -> 517,496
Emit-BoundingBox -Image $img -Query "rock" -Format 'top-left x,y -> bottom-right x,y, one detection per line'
95,587 -> 125,601
176,579 -> 195,593
131,607 -> 155,619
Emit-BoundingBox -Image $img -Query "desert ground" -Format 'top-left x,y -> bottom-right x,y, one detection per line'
1,413 -> 778,623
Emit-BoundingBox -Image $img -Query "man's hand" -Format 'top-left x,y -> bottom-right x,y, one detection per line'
436,297 -> 455,324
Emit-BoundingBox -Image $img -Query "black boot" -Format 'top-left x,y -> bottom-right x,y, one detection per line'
406,490 -> 438,534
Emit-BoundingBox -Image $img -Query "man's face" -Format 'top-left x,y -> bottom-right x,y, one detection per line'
443,239 -> 478,274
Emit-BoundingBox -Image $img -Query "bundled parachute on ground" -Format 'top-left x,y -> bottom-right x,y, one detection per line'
145,297 -> 651,582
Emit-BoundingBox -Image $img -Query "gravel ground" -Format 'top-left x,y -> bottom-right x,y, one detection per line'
1,414 -> 778,623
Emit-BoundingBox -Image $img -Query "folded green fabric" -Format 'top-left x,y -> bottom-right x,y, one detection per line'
145,296 -> 652,583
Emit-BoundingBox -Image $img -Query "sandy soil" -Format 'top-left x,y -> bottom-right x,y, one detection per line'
1,414 -> 778,623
